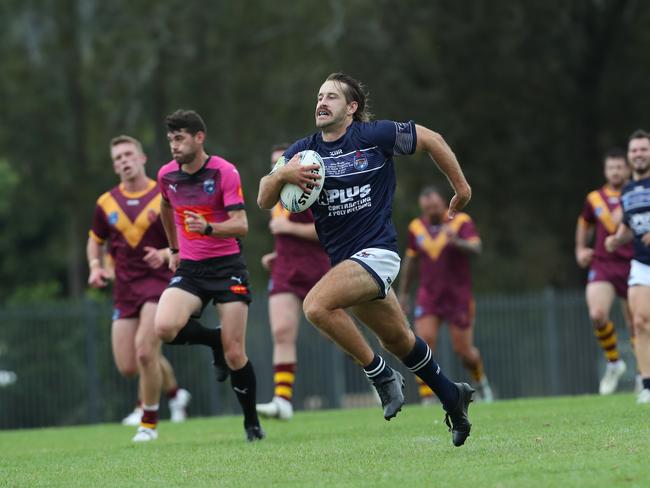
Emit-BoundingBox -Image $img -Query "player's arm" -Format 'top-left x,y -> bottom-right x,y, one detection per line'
415,125 -> 471,216
86,236 -> 111,288
269,219 -> 319,241
574,217 -> 594,268
448,234 -> 482,255
160,198 -> 180,271
605,223 -> 634,252
257,154 -> 321,209
397,253 -> 419,314
185,209 -> 248,238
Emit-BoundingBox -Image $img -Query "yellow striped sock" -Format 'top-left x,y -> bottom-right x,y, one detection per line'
595,321 -> 619,362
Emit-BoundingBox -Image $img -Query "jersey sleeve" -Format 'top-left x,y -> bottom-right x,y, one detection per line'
89,203 -> 109,244
580,196 -> 595,224
365,120 -> 418,157
221,164 -> 245,211
458,217 -> 480,242
157,167 -> 169,201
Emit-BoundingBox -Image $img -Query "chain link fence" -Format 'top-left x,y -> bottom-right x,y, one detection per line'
0,288 -> 635,429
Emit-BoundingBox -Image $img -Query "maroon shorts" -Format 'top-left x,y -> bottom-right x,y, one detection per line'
269,260 -> 329,301
414,294 -> 476,330
588,259 -> 630,299
112,277 -> 168,320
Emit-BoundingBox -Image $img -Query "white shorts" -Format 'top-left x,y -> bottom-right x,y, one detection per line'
629,259 -> 650,287
349,248 -> 401,298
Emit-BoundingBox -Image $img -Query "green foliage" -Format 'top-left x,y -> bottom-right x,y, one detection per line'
1,396 -> 649,487
1,0 -> 649,299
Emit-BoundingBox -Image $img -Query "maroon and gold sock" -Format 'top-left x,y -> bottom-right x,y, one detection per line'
166,386 -> 179,400
416,376 -> 435,401
274,363 -> 296,403
594,321 -> 620,362
140,404 -> 159,430
464,358 -> 485,383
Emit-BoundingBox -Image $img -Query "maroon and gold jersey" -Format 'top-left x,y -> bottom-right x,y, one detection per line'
579,186 -> 633,263
270,204 -> 329,299
406,212 -> 479,308
89,179 -> 171,302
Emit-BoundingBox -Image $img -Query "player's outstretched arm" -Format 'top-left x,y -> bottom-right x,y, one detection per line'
605,223 -> 634,253
415,125 -> 471,217
257,154 -> 321,209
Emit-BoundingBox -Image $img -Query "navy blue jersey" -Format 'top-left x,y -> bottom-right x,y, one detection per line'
285,120 -> 417,265
621,177 -> 650,265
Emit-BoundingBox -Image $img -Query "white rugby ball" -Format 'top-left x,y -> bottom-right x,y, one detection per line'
278,150 -> 325,213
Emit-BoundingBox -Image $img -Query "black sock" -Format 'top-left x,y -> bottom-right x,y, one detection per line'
402,335 -> 459,411
167,318 -> 220,348
643,378 -> 650,391
231,361 -> 259,427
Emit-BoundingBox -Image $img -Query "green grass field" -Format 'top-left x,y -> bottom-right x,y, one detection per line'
1,394 -> 648,487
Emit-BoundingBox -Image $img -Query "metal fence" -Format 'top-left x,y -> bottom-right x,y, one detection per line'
0,288 -> 635,429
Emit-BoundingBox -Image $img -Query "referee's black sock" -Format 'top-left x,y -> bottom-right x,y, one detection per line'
231,360 -> 259,427
167,318 -> 220,348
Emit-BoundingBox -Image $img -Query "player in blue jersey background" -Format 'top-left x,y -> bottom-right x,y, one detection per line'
258,73 -> 474,446
606,129 -> 650,404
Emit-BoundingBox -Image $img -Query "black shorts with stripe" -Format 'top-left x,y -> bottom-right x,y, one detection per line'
168,253 -> 252,310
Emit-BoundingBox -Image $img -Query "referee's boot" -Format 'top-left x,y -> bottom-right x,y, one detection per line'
444,382 -> 475,447
372,369 -> 405,420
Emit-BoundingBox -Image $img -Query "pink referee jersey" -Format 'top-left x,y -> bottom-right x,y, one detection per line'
158,156 -> 245,261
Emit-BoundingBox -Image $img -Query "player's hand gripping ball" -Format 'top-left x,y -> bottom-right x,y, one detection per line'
275,150 -> 325,213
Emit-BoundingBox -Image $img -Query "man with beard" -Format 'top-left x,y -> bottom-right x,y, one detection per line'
257,73 -> 474,447
398,186 -> 493,404
606,130 -> 650,404
576,149 -> 634,395
155,110 -> 264,440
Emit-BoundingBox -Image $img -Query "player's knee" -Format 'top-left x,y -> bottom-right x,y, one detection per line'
589,307 -> 608,326
633,313 -> 650,336
273,322 -> 295,345
135,344 -> 157,369
117,362 -> 138,378
224,341 -> 247,370
154,318 -> 179,343
303,298 -> 327,328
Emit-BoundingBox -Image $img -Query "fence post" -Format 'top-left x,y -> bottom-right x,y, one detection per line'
327,345 -> 344,409
543,288 -> 561,396
83,300 -> 100,424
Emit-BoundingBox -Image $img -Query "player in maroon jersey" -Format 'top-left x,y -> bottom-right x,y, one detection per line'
398,186 -> 493,403
256,144 -> 330,420
575,148 -> 635,394
154,110 -> 264,441
87,135 -> 190,442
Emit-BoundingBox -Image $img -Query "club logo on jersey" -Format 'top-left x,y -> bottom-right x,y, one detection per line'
353,150 -> 368,171
326,185 -> 371,204
108,211 -> 119,226
203,179 -> 216,195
